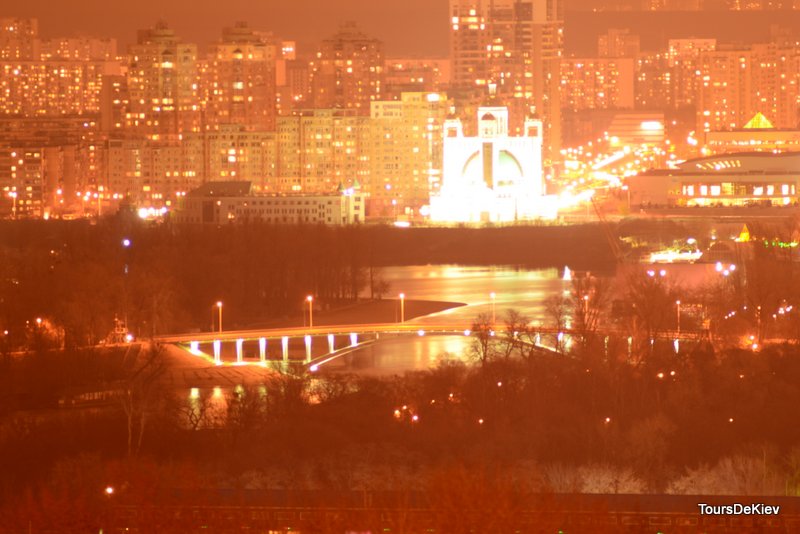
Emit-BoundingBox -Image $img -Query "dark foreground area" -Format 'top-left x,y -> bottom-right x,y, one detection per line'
4,336 -> 800,532
83,493 -> 800,533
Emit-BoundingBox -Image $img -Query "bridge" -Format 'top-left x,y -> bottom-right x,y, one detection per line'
155,322 -> 698,372
157,323 -> 489,371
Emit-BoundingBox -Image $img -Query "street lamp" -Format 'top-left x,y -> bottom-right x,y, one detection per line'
306,296 -> 314,329
490,292 -> 496,324
216,301 -> 223,333
676,300 -> 681,336
8,191 -> 17,219
399,293 -> 405,323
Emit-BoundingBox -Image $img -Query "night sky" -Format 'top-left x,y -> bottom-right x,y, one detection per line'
9,0 -> 451,56
9,1 -> 797,57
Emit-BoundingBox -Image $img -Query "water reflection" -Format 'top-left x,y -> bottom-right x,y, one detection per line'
180,385 -> 230,429
373,265 -> 566,326
345,265 -> 570,374
318,335 -> 474,376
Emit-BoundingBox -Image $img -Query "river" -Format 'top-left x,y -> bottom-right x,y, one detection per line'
322,265 -> 571,374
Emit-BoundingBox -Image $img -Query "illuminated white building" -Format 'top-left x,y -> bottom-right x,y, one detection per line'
430,106 -> 547,223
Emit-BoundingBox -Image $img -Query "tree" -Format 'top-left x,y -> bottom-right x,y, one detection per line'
544,295 -> 570,354
119,343 -> 169,456
499,309 -> 531,360
569,274 -> 612,355
470,313 -> 499,366
620,269 -> 682,361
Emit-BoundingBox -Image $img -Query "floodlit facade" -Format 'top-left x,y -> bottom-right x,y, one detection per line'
430,106 -> 547,223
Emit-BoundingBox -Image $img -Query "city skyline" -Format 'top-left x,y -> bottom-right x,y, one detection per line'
3,0 -> 800,224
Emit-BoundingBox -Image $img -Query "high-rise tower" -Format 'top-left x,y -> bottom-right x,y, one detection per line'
308,22 -> 384,115
204,22 -> 277,130
127,22 -> 200,138
448,0 -> 563,171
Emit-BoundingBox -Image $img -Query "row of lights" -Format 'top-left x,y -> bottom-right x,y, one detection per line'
210,291 -> 500,333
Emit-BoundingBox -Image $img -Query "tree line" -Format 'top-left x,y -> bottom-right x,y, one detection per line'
3,333 -> 800,530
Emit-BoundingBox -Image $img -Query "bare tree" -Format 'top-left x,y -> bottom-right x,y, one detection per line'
173,389 -> 218,431
470,312 -> 499,366
570,274 -> 612,355
499,309 -> 531,359
544,295 -> 570,354
118,343 -> 168,456
620,270 -> 682,360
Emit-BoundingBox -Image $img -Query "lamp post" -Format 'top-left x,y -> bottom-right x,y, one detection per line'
399,293 -> 405,323
306,296 -> 314,329
121,238 -> 132,331
8,191 -> 17,219
216,301 -> 223,334
490,292 -> 496,325
676,300 -> 681,336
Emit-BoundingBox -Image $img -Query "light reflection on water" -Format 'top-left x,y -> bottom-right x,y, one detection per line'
372,264 -> 567,325
343,265 -> 569,374
318,335 -> 474,376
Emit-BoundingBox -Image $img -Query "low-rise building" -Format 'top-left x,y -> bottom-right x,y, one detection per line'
628,151 -> 800,207
173,181 -> 365,225
704,113 -> 800,154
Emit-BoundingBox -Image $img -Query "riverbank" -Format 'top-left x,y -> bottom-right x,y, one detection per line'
245,298 -> 466,330
363,224 -> 615,270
